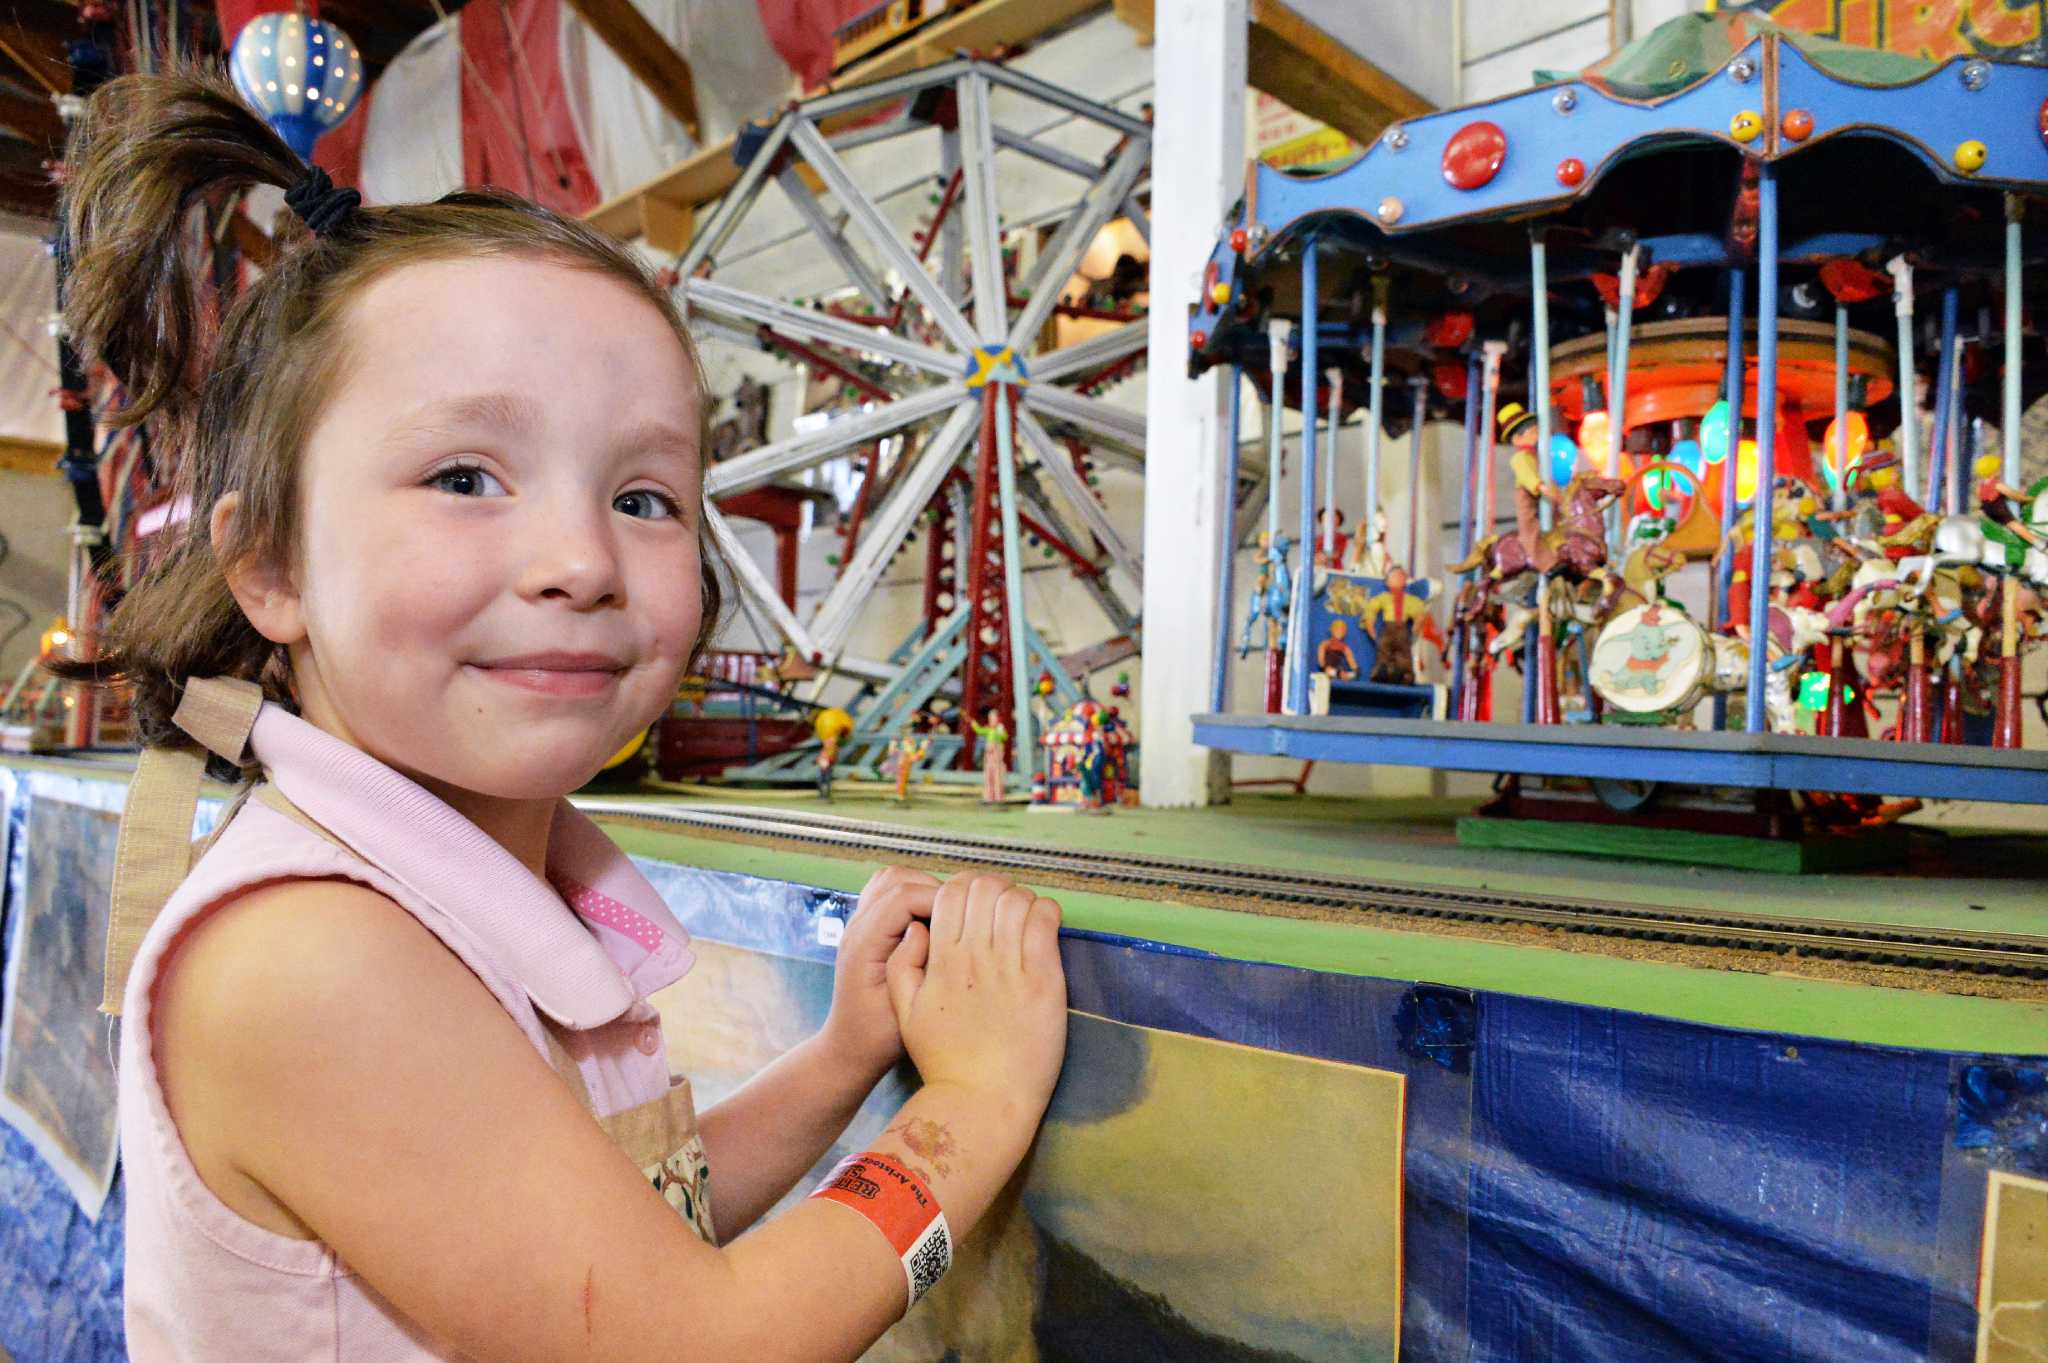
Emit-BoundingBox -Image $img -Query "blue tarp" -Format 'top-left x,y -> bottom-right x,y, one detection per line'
1,767 -> 2042,1361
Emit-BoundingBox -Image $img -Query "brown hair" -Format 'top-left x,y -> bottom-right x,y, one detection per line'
48,62 -> 723,781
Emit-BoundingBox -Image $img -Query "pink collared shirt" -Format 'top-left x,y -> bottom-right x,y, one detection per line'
118,704 -> 698,1361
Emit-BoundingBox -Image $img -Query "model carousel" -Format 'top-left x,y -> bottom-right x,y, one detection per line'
1186,12 -> 2048,862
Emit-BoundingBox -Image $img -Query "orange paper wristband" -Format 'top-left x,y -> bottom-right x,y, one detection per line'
810,1151 -> 952,1309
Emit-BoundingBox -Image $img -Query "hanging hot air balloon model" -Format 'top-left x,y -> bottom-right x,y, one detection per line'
229,10 -> 366,162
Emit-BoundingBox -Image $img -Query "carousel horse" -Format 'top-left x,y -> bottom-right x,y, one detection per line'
1450,471 -> 1629,583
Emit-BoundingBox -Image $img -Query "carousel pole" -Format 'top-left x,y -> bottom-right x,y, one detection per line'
1324,367 -> 1342,560
1926,285 -> 1960,511
1451,349 -> 1482,720
1290,238 -> 1322,716
1406,374 -> 1429,574
1363,277 -> 1389,564
993,383 -> 1035,781
1888,254 -> 1921,501
1529,229 -> 1560,724
1743,165 -> 1779,735
1263,318 -> 1291,713
1604,242 -> 1640,549
1467,341 -> 1506,721
1211,364 -> 1245,715
1995,194 -> 2027,748
1712,266 -> 1746,731
1831,303 -> 1850,511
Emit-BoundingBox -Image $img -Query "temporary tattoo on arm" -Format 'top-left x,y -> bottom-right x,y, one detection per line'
883,1117 -> 959,1177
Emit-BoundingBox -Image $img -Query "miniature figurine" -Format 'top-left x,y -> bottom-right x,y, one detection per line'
1975,453 -> 2047,555
1361,565 -> 1446,685
1076,712 -> 1110,812
1238,530 -> 1296,657
1316,618 -> 1361,680
971,707 -> 1009,804
887,724 -> 931,803
812,707 -> 853,800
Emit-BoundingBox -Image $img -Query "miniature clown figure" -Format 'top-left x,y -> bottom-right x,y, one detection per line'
1316,618 -> 1361,680
887,724 -> 930,803
1860,449 -> 1938,560
971,708 -> 1009,804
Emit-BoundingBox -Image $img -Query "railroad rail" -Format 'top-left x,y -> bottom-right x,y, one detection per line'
582,803 -> 2048,980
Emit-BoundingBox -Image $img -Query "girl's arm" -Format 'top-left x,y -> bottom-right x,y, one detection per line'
692,1030 -> 891,1237
159,872 -> 1065,1362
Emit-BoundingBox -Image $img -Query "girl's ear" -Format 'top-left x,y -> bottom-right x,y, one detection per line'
211,491 -> 308,647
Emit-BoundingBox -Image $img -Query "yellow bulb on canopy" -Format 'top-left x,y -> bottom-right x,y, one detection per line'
1821,411 -> 1869,488
1576,410 -> 1612,470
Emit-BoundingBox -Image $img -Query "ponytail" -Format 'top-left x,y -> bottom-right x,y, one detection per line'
47,63 -> 724,781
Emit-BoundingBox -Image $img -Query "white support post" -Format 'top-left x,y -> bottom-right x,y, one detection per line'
1140,0 -> 1247,807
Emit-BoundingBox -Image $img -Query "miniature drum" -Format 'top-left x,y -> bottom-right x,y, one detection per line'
1590,604 -> 1710,716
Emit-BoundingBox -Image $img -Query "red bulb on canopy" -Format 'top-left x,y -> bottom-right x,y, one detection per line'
1556,157 -> 1585,188
1230,227 -> 1249,253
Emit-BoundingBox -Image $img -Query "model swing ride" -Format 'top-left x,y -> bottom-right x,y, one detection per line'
1188,13 -> 2048,854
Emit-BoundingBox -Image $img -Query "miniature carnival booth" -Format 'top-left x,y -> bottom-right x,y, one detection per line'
1031,699 -> 1134,809
1188,11 -> 2048,854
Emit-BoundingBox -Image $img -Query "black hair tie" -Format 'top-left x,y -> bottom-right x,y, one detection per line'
284,165 -> 362,238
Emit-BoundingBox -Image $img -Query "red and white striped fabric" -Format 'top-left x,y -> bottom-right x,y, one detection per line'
216,0 -> 876,213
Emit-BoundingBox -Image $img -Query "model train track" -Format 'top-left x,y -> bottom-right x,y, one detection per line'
584,803 -> 2048,979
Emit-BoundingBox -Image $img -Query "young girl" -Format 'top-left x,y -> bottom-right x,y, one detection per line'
56,65 -> 1069,1361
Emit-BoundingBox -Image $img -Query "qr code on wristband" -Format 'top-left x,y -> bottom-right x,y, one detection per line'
905,1221 -> 952,1306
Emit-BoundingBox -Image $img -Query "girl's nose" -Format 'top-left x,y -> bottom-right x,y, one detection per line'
518,502 -> 624,609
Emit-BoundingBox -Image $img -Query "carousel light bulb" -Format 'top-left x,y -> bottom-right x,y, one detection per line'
1547,431 -> 1580,485
1735,437 -> 1760,502
1700,400 -> 1732,464
1577,410 -> 1612,470
1821,410 -> 1869,489
1669,437 -> 1704,477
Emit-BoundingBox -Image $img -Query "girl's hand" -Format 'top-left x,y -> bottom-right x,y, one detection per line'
818,865 -> 941,1078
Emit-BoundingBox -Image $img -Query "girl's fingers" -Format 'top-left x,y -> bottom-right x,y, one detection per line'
994,886 -> 1034,967
1021,898 -> 1062,973
885,922 -> 930,1026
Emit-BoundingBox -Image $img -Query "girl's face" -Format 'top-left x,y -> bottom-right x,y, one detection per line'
259,254 -> 703,800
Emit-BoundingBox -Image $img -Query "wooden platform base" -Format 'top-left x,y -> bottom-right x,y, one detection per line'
1455,814 -> 1908,874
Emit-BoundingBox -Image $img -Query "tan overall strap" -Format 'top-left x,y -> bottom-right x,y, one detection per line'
101,677 -> 266,1016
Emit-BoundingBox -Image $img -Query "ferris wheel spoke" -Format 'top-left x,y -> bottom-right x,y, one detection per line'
705,381 -> 967,498
1006,134 -> 1150,353
704,501 -> 822,661
955,71 -> 1009,344
684,278 -> 959,377
787,116 -> 981,356
1020,384 -> 1145,454
1016,407 -> 1141,592
677,116 -> 793,280
773,166 -> 894,313
809,401 -> 981,657
1028,319 -> 1149,384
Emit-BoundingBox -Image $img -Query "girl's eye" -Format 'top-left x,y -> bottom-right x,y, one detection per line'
615,488 -> 683,521
426,462 -> 506,498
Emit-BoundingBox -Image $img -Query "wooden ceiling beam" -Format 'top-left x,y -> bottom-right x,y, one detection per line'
0,77 -> 63,145
556,0 -> 700,143
585,0 -> 1103,243
1112,0 -> 1431,147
